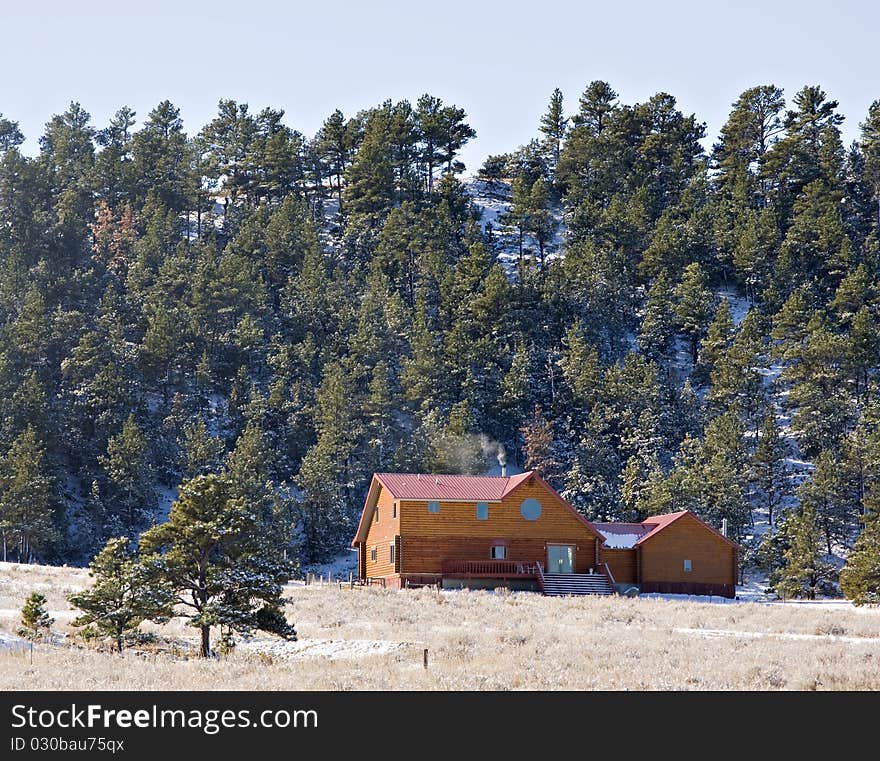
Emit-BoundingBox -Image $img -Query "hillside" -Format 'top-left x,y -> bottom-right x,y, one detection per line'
1,82 -> 880,605
1,562 -> 879,690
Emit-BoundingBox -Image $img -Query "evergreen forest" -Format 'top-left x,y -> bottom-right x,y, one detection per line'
2,82 -> 880,600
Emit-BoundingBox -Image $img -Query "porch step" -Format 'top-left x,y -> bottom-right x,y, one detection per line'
542,572 -> 613,597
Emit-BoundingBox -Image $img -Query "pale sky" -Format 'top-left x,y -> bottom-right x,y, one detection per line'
3,0 -> 878,173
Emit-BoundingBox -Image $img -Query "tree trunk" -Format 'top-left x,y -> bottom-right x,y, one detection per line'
200,625 -> 211,658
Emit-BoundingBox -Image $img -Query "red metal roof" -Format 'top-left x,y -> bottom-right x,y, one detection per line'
637,510 -> 738,547
374,471 -> 533,501
593,511 -> 738,549
636,511 -> 688,544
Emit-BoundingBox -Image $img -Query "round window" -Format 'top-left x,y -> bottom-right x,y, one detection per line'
520,498 -> 541,521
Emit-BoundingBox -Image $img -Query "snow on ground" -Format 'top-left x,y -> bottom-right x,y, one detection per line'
716,287 -> 751,326
0,631 -> 27,651
299,550 -> 358,581
464,178 -> 565,277
238,637 -> 405,660
156,484 -> 178,521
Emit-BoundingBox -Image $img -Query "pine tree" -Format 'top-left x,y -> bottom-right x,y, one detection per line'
19,591 -> 54,662
316,109 -> 352,208
528,177 -> 556,267
775,502 -> 835,600
558,322 -> 602,410
713,85 -> 785,203
539,88 -> 568,172
751,413 -> 790,527
68,537 -> 174,652
637,271 -> 677,365
846,307 -> 879,397
840,513 -> 880,604
860,99 -> 880,228
675,263 -> 714,363
139,473 -> 296,657
181,419 -> 225,478
796,449 -> 852,556
698,298 -> 734,380
99,415 -> 155,537
503,175 -> 533,277
0,426 -> 55,563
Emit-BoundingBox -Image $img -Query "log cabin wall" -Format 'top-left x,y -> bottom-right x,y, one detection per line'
363,484 -> 400,578
598,547 -> 637,584
398,479 -> 599,574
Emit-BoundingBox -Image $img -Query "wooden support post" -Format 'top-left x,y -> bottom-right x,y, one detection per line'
423,648 -> 429,670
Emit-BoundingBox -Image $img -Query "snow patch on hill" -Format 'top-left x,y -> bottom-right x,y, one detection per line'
464,178 -> 565,276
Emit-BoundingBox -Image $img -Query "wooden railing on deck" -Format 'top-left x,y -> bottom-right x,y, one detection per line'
535,561 -> 545,594
441,560 -> 539,578
601,562 -> 616,588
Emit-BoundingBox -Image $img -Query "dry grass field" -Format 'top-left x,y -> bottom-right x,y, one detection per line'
1,561 -> 879,690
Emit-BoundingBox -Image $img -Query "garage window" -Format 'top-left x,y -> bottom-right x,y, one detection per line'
389,543 -> 395,564
683,559 -> 692,572
476,502 -> 489,520
428,500 -> 440,513
370,547 -> 377,562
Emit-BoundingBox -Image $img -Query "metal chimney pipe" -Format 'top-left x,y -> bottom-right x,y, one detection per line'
501,463 -> 507,477
721,518 -> 728,538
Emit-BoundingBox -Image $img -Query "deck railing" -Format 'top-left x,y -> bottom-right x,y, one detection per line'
441,560 -> 540,578
601,562 -> 616,588
535,561 -> 545,594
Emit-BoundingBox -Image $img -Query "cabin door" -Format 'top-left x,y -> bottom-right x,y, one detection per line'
547,545 -> 574,574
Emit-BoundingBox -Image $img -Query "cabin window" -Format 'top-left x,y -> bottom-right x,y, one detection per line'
683,559 -> 692,572
490,544 -> 507,560
389,543 -> 395,564
520,498 -> 541,521
428,500 -> 440,514
476,502 -> 489,520
374,507 -> 379,523
393,501 -> 397,518
370,547 -> 377,562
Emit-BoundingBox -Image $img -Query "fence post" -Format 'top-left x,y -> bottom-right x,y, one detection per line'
423,648 -> 429,670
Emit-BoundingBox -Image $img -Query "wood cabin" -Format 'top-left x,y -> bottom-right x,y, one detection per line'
351,471 -> 739,598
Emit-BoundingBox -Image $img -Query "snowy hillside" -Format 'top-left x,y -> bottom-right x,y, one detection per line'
464,178 -> 565,275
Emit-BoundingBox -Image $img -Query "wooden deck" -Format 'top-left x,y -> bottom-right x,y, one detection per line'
440,559 -> 540,579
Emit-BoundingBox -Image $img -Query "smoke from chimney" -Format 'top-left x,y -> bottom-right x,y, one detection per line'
497,444 -> 507,477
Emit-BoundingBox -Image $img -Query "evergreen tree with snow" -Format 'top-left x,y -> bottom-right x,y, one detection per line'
674,263 -> 714,364
69,537 -> 174,652
139,473 -> 296,658
99,414 -> 155,537
750,413 -> 790,527
775,501 -> 836,600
